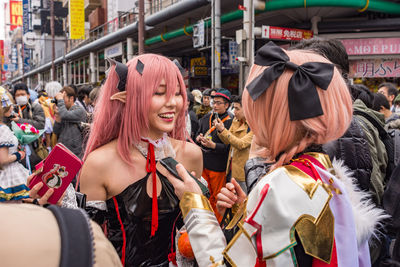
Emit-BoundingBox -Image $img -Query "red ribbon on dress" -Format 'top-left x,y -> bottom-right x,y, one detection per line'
145,141 -> 158,237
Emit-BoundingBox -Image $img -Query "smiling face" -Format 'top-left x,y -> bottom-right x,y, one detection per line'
147,79 -> 184,139
212,96 -> 229,114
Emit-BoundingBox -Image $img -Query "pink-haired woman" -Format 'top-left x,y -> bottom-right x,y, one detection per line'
79,54 -> 203,266
162,42 -> 386,267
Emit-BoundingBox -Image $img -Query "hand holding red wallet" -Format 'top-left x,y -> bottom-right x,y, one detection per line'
28,143 -> 83,205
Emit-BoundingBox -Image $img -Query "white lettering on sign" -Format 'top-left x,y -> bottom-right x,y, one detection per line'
105,42 -> 123,58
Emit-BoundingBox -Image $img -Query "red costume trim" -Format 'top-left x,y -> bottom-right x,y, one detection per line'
113,197 -> 126,266
144,141 -> 159,237
246,184 -> 270,267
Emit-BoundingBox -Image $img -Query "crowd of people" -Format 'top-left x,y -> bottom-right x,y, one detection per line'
0,38 -> 399,267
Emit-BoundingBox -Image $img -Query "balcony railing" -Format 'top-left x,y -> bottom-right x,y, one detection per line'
67,0 -> 184,52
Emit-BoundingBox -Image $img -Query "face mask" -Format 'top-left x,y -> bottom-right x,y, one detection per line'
15,95 -> 28,106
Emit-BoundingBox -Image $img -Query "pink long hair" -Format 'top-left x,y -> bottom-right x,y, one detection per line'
83,54 -> 188,166
242,49 -> 352,169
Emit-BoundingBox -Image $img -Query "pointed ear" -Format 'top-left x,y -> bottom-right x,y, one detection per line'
110,91 -> 127,103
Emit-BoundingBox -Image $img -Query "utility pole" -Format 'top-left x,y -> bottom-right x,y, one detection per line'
138,0 -> 145,55
211,0 -> 221,88
50,0 -> 55,80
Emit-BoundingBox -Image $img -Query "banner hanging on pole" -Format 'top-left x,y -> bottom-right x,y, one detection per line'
10,1 -> 23,31
69,0 -> 85,40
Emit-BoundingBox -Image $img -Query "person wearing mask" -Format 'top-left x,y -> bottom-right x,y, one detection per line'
11,83 -> 46,168
196,88 -> 233,221
378,82 -> 399,113
53,86 -> 87,157
11,83 -> 45,130
196,88 -> 213,119
214,95 -> 253,194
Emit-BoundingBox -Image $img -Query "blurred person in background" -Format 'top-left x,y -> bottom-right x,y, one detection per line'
186,90 -> 199,140
0,87 -> 29,202
191,89 -> 202,114
378,83 -> 399,113
54,86 -> 87,157
77,85 -> 94,113
40,81 -> 63,151
11,83 -> 46,168
373,93 -> 400,130
196,88 -> 213,119
214,95 -> 253,193
196,88 -> 233,221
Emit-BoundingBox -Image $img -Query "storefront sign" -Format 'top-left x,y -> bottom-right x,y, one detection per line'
22,0 -> 30,72
105,42 -> 123,58
10,1 -> 23,31
341,38 -> 400,55
350,59 -> 400,78
194,66 -> 208,76
69,0 -> 85,39
261,26 -> 313,41
229,41 -> 238,65
190,57 -> 206,70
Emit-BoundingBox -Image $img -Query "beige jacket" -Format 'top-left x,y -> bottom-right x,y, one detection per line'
0,203 -> 122,267
218,119 -> 253,181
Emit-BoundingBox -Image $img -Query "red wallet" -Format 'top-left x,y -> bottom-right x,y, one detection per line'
28,143 -> 83,204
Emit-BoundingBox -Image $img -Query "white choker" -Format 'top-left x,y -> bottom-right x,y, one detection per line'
135,133 -> 176,160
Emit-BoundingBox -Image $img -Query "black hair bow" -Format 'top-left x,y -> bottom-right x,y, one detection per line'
106,58 -> 129,91
246,41 -> 335,121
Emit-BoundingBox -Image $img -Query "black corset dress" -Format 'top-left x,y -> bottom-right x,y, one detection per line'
105,170 -> 182,267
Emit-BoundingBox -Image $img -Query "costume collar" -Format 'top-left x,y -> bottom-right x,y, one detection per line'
135,133 -> 176,160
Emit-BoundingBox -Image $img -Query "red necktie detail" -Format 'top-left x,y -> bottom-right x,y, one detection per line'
145,142 -> 158,237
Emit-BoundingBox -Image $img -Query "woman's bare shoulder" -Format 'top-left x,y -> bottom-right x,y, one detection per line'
81,140 -> 120,181
171,139 -> 202,159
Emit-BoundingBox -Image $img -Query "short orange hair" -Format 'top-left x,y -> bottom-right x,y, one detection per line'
242,49 -> 352,168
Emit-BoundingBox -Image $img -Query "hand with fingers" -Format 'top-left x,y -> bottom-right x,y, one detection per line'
159,163 -> 202,200
200,136 -> 216,149
214,118 -> 225,132
216,178 -> 247,216
26,173 -> 64,206
196,133 -> 204,143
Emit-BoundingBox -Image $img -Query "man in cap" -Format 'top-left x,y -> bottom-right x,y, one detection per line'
195,88 -> 233,221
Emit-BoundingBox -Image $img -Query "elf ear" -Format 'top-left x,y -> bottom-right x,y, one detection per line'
110,91 -> 127,103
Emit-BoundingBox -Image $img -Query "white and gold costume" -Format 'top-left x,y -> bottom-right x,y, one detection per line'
180,153 -> 386,267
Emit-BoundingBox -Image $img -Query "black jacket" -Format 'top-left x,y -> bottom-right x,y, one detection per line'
196,112 -> 232,172
323,118 -> 373,191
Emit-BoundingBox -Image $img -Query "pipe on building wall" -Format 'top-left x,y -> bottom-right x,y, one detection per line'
12,0 -> 210,82
145,0 -> 400,45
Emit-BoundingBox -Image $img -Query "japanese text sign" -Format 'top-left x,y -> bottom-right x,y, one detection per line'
69,0 -> 85,39
261,26 -> 313,41
350,59 -> 400,78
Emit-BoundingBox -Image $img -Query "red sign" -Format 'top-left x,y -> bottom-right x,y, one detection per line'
341,38 -> 400,55
10,1 -> 22,31
261,26 -> 313,41
350,59 -> 400,78
0,40 -> 4,82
